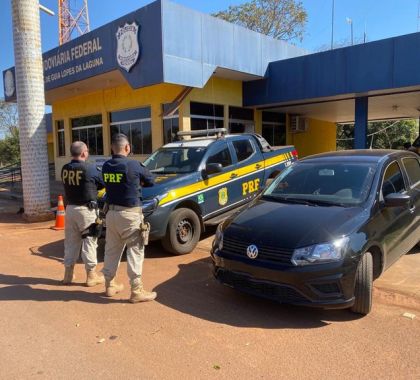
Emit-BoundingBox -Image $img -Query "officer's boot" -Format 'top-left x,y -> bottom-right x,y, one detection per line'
129,279 -> 157,303
105,278 -> 124,297
62,265 -> 75,285
86,269 -> 105,287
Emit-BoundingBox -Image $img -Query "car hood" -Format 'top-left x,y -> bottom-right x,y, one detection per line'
223,198 -> 369,249
142,172 -> 198,200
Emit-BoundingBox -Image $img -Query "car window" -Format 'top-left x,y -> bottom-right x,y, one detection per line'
263,162 -> 376,206
402,157 -> 420,186
144,147 -> 206,174
207,143 -> 232,168
382,161 -> 406,197
232,139 -> 254,162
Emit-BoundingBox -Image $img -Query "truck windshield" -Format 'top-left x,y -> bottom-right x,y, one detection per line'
144,147 -> 207,174
263,162 -> 377,206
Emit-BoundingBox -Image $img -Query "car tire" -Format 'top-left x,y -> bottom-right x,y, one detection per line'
351,251 -> 373,315
162,208 -> 201,255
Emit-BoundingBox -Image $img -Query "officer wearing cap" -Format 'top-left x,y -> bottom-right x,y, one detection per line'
61,141 -> 105,287
102,133 -> 156,303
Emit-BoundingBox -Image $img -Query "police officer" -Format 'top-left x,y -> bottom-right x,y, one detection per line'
61,141 -> 105,287
102,133 -> 156,303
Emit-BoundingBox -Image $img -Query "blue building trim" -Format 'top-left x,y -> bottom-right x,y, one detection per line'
243,32 -> 420,107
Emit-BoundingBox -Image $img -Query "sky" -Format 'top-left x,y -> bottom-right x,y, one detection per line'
0,0 -> 419,93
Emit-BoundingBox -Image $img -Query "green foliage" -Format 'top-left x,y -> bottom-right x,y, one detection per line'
0,100 -> 20,166
0,126 -> 20,166
213,0 -> 307,41
337,120 -> 419,150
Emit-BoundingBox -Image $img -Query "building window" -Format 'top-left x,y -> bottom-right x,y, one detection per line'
56,120 -> 65,157
262,112 -> 286,146
229,106 -> 254,134
190,102 -> 224,131
71,114 -> 103,155
162,104 -> 179,144
109,107 -> 152,155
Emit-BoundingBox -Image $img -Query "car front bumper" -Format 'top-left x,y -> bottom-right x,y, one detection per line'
211,248 -> 357,309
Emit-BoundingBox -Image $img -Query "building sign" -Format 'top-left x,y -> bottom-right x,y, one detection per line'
116,22 -> 140,72
43,37 -> 105,87
3,1 -> 163,103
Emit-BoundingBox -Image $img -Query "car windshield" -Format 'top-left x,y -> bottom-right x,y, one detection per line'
263,161 -> 377,206
144,147 -> 207,174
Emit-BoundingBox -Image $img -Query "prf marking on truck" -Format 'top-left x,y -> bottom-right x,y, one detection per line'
242,178 -> 260,195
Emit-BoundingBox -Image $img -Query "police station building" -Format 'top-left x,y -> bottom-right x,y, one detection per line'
4,0 -> 420,180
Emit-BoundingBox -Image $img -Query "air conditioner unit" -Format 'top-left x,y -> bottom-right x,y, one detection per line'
290,115 -> 308,133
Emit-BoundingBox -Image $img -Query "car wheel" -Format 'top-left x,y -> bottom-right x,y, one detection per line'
351,251 -> 373,315
162,208 -> 201,255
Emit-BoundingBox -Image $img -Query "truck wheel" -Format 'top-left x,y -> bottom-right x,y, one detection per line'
162,208 -> 201,255
351,252 -> 373,315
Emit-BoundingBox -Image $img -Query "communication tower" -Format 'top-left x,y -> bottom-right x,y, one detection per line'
58,0 -> 90,45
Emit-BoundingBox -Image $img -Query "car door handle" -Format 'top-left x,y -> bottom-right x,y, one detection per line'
230,173 -> 238,179
409,204 -> 416,213
255,164 -> 262,169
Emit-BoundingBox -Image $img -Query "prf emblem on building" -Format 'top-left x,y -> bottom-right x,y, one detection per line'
4,70 -> 15,98
218,187 -> 228,206
116,22 -> 140,72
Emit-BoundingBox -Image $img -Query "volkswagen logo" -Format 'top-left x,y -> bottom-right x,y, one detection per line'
246,244 -> 259,259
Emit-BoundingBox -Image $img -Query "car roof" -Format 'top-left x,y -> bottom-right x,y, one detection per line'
301,149 -> 417,163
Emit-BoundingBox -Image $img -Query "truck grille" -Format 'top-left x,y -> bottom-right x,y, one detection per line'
216,270 -> 308,303
222,236 -> 294,266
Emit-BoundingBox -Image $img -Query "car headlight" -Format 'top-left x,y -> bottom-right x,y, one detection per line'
291,237 -> 349,266
214,223 -> 224,251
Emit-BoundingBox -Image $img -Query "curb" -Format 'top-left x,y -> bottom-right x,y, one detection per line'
374,286 -> 420,312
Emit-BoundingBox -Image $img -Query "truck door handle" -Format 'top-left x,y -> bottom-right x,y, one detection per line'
230,173 -> 238,179
255,164 -> 262,169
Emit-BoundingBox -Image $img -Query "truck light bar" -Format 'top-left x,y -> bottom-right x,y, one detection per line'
177,128 -> 227,139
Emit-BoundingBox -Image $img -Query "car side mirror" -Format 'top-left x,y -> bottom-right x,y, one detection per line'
202,163 -> 223,178
384,193 -> 411,208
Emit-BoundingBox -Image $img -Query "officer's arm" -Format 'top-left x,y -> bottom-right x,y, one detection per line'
95,168 -> 105,190
88,165 -> 105,190
139,163 -> 155,187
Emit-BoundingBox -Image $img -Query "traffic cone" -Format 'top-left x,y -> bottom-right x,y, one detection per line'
52,195 -> 65,230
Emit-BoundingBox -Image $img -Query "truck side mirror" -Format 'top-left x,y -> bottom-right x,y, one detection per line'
384,193 -> 411,208
202,163 -> 223,178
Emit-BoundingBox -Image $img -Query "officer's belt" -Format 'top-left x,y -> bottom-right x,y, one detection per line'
108,204 -> 141,212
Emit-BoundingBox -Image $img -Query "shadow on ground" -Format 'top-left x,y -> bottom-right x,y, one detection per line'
0,273 -> 123,304
154,257 -> 362,329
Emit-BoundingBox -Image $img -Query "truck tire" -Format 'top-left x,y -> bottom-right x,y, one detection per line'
162,208 -> 201,255
351,252 -> 373,315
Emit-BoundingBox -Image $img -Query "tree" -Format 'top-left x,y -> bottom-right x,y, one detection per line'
337,120 -> 418,150
0,99 -> 18,136
213,0 -> 307,42
0,100 -> 20,166
0,126 -> 20,166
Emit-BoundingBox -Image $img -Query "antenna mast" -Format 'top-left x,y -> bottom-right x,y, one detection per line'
58,0 -> 90,45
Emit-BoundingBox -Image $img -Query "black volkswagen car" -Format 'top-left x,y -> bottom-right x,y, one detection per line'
211,150 -> 420,315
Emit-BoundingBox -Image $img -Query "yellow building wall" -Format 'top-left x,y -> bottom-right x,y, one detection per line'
287,117 -> 336,158
51,77 -> 243,179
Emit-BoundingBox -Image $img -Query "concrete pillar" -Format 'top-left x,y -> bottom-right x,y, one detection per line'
354,97 -> 368,149
12,0 -> 53,221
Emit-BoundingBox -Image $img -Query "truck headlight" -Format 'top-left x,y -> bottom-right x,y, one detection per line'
291,237 -> 349,266
214,223 -> 224,251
